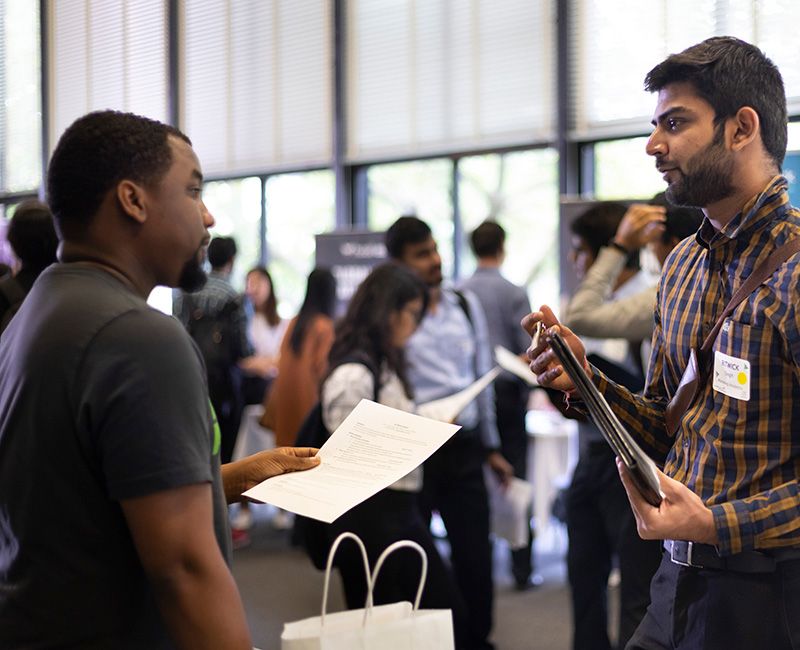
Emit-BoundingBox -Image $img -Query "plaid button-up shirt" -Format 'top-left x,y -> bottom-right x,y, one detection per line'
595,175 -> 800,556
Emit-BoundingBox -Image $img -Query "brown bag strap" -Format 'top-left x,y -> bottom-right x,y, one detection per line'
699,239 -> 800,355
666,238 -> 800,436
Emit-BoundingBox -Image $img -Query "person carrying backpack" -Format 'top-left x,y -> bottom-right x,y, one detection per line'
174,236 -> 252,464
309,262 -> 469,648
0,200 -> 58,335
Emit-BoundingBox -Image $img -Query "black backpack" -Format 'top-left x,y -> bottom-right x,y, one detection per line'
184,294 -> 244,400
0,278 -> 27,334
292,356 -> 379,570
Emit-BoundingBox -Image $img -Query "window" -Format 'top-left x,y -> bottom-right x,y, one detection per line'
0,219 -> 12,269
367,158 -> 454,277
458,149 -> 560,310
570,0 -> 712,138
1,0 -> 41,192
347,0 -> 556,161
202,177 -> 263,291
0,202 -> 24,268
182,0 -> 332,176
785,122 -> 800,209
788,122 -> 800,152
48,0 -> 168,150
265,170 -> 335,317
593,137 -> 664,200
570,0 -> 800,138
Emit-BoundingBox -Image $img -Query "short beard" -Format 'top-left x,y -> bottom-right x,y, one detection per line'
427,268 -> 443,288
666,127 -> 735,208
177,256 -> 207,292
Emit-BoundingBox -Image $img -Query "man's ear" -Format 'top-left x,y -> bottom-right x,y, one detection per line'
729,106 -> 760,152
115,179 -> 148,225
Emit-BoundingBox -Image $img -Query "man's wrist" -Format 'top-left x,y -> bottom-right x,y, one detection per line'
609,240 -> 630,255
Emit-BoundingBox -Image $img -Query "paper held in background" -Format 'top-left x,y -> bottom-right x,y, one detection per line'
243,399 -> 461,523
488,475 -> 534,550
416,366 -> 502,422
494,345 -> 538,386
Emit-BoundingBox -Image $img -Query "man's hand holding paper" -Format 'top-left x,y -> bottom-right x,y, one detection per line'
243,400 -> 460,523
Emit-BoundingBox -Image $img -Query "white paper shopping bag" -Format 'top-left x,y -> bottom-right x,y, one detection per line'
281,532 -> 455,649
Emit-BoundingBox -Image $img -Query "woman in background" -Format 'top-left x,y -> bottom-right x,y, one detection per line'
319,262 -> 467,648
239,266 -> 289,404
232,267 -> 290,539
261,268 -> 337,447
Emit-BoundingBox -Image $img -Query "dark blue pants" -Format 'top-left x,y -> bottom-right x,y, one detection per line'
422,432 -> 494,650
567,442 -> 662,650
626,552 -> 800,650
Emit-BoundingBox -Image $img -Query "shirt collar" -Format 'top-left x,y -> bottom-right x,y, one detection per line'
695,175 -> 789,249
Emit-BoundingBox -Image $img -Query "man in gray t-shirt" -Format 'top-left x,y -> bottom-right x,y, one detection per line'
0,111 -> 318,649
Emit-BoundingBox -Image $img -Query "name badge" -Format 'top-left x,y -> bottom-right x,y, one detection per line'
713,351 -> 750,401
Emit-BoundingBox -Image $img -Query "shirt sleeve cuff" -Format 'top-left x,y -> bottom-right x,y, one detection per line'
711,501 -> 756,556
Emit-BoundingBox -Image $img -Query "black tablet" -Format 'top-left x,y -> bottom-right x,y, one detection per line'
547,330 -> 663,507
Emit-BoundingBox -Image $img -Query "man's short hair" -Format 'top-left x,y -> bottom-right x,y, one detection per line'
571,202 -> 639,269
470,221 -> 505,258
385,216 -> 432,259
46,110 -> 191,237
207,237 -> 237,269
644,36 -> 787,168
7,200 -> 58,272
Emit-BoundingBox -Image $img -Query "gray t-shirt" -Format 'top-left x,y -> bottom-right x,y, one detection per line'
0,264 -> 230,649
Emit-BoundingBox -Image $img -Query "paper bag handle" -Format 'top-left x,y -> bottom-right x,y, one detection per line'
362,539 -> 428,626
321,532 -> 371,626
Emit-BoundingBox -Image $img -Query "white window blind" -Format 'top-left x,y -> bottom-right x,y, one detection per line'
571,0 -> 800,140
1,0 -> 42,192
182,0 -> 332,176
48,0 -> 168,151
347,0 -> 555,162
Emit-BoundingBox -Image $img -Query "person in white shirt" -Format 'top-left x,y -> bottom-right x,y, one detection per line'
239,266 -> 289,404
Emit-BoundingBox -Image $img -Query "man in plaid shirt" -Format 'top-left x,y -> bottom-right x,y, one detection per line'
529,37 -> 800,649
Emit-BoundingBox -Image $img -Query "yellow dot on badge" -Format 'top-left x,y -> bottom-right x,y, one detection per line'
737,372 -> 747,385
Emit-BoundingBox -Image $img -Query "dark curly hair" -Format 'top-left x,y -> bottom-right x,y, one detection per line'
571,202 -> 639,270
7,200 -> 58,272
385,216 -> 432,260
207,236 -> 237,269
470,220 -> 505,258
46,110 -> 190,237
327,262 -> 428,399
645,37 -> 787,168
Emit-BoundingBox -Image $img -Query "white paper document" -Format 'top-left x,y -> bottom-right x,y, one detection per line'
416,366 -> 502,422
494,345 -> 538,386
243,399 -> 461,523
